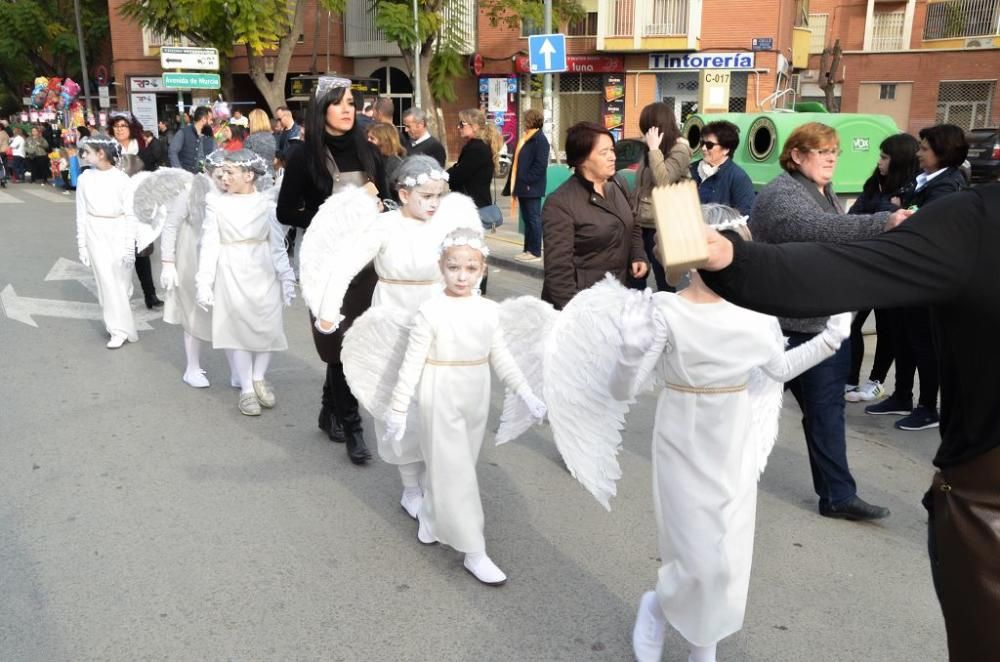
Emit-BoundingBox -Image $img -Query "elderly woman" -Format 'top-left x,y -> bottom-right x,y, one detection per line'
691,120 -> 755,216
24,126 -> 50,185
864,124 -> 968,432
541,122 -> 648,310
751,122 -> 910,521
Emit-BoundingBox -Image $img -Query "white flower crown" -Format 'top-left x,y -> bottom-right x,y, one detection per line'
401,170 -> 449,188
711,215 -> 749,233
439,235 -> 490,258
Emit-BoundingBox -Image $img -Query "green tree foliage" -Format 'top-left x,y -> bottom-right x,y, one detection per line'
0,0 -> 110,115
481,0 -> 585,32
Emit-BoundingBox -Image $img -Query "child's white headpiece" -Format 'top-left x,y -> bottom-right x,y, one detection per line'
439,228 -> 489,258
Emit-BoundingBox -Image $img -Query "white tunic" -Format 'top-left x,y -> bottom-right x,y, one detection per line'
161,176 -> 214,341
197,192 -> 292,352
647,295 -> 788,647
74,167 -> 138,341
390,294 -> 528,553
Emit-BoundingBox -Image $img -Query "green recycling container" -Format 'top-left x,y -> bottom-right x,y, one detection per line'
682,112 -> 900,194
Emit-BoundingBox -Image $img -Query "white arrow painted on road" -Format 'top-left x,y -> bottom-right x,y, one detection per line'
45,257 -> 100,298
539,38 -> 557,71
1,284 -> 160,330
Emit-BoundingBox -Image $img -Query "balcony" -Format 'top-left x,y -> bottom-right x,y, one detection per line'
343,0 -> 476,58
871,10 -> 906,49
596,0 -> 700,51
922,0 -> 1000,47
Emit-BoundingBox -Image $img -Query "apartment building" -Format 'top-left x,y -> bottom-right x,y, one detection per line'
804,0 -> 1000,133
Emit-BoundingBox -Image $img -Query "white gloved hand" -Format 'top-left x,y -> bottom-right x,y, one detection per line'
314,315 -> 344,335
383,410 -> 407,456
517,387 -> 547,421
620,289 -> 656,362
78,248 -> 91,268
122,250 -> 136,269
196,283 -> 215,311
282,279 -> 296,307
160,263 -> 179,291
820,312 -> 853,349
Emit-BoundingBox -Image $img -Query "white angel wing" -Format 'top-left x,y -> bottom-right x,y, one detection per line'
749,320 -> 787,477
342,305 -> 415,422
429,192 -> 484,236
543,276 -> 658,511
495,296 -> 558,445
131,168 -> 195,247
299,186 -> 380,318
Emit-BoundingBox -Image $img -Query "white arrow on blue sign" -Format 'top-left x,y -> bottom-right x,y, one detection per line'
528,33 -> 567,74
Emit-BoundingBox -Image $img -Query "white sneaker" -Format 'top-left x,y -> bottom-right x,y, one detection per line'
183,369 -> 210,388
400,490 -> 423,519
106,333 -> 128,349
239,391 -> 261,416
844,383 -> 858,395
253,379 -> 276,408
846,379 -> 885,403
463,553 -> 507,586
416,516 -> 436,545
632,591 -> 667,662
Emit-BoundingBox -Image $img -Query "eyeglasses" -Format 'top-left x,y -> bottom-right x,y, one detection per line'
809,148 -> 842,157
702,140 -> 719,150
457,121 -> 469,128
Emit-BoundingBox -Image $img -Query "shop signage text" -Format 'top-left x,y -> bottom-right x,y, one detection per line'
649,52 -> 755,70
514,55 -> 624,74
130,76 -> 165,92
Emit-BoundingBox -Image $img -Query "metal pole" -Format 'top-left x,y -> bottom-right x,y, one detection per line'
73,0 -> 93,122
412,0 -> 421,110
543,0 -> 554,160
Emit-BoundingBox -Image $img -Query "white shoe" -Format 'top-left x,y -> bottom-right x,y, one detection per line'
844,383 -> 858,395
183,369 -> 210,388
416,515 -> 436,545
239,391 -> 261,416
253,379 -> 276,408
106,333 -> 129,349
846,379 -> 885,403
463,553 -> 507,586
632,591 -> 667,662
400,490 -> 423,519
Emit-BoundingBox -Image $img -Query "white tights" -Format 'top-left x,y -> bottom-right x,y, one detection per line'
183,332 -> 203,374
398,461 -> 425,496
226,349 -> 272,394
688,642 -> 717,662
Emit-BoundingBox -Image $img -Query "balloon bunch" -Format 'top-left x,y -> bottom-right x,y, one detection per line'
30,76 -> 83,110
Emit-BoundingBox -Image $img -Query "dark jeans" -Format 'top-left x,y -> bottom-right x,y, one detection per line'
134,254 -> 156,298
786,332 -> 857,507
848,308 -> 895,385
12,155 -> 26,180
519,197 -> 542,256
892,306 -> 939,409
627,227 -> 672,292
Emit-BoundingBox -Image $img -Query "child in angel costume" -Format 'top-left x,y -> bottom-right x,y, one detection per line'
74,135 -> 139,349
340,228 -> 548,585
195,150 -> 296,416
299,155 -> 484,480
543,205 -> 852,662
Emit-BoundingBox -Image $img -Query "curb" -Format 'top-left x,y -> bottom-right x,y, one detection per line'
487,253 -> 543,279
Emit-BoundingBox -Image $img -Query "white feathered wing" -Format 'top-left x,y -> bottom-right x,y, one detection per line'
748,320 -> 787,477
341,305 -> 415,422
130,167 -> 195,248
495,296 -> 558,445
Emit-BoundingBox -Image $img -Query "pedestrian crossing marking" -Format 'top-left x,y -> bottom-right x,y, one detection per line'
20,187 -> 73,204
0,191 -> 25,204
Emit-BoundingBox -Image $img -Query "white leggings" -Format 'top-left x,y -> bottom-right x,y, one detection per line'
226,349 -> 272,393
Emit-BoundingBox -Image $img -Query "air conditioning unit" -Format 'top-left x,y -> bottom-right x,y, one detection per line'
964,37 -> 991,48
800,69 -> 821,83
790,74 -> 802,93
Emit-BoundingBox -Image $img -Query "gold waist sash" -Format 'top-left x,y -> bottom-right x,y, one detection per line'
666,382 -> 748,394
426,357 -> 489,367
380,277 -> 439,286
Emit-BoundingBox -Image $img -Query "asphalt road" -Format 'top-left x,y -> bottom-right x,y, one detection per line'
0,182 -> 946,661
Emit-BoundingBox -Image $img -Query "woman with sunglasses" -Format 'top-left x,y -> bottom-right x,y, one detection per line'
690,120 -> 755,216
749,122 -> 910,522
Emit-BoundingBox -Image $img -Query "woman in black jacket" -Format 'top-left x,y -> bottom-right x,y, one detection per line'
865,124 -> 967,431
447,109 -> 501,211
276,76 -> 386,465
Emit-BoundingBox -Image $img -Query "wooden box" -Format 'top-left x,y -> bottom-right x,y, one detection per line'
650,180 -> 709,285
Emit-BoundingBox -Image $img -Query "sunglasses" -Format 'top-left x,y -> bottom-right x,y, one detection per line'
702,140 -> 719,150
457,120 -> 469,128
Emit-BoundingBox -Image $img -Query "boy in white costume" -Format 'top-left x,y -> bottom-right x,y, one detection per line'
380,229 -> 547,586
74,135 -> 138,349
543,205 -> 852,662
300,156 -> 482,515
195,150 -> 296,416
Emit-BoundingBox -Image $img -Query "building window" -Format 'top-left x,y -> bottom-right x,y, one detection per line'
871,10 -> 906,50
521,17 -> 543,37
880,84 -> 897,100
808,13 -> 829,54
568,12 -> 599,36
936,80 -> 996,130
924,0 -> 1000,39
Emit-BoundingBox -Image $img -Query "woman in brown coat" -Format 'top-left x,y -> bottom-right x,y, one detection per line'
541,122 -> 648,310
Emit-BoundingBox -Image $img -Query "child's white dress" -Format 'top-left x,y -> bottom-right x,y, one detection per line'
161,175 -> 214,341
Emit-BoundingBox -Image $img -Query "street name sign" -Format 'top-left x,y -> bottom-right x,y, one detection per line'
163,72 -> 221,90
160,46 -> 220,71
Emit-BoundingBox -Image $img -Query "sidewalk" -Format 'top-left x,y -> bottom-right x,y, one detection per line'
484,196 -> 544,278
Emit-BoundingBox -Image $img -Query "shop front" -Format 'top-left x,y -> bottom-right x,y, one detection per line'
646,52 -> 755,124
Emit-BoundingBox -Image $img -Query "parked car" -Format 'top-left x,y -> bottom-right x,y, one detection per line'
966,127 -> 1000,183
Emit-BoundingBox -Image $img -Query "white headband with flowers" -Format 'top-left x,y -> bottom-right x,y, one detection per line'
711,215 -> 749,233
401,169 -> 450,188
439,234 -> 490,258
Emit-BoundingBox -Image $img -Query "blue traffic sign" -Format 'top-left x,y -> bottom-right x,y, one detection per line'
528,33 -> 567,74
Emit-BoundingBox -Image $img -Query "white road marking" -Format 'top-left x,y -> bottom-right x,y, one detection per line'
0,190 -> 25,204
19,187 -> 73,204
1,283 -> 160,330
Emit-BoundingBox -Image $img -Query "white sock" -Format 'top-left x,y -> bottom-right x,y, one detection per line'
398,461 -> 425,490
688,642 -> 717,662
183,332 -> 203,374
227,350 -> 254,394
252,351 -> 272,381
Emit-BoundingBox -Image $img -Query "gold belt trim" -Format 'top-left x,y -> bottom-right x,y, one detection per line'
221,238 -> 267,245
666,382 -> 747,394
426,357 -> 488,367
379,277 -> 439,286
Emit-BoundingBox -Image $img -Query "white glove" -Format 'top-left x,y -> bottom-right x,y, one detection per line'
160,263 -> 179,291
383,410 -> 407,456
620,289 -> 656,362
314,314 -> 344,335
282,279 -> 296,307
517,388 -> 547,422
122,250 -> 136,269
196,283 -> 215,311
820,312 -> 853,349
78,248 -> 90,268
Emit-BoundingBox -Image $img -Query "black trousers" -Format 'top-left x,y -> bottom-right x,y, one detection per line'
324,362 -> 361,431
848,308 -> 896,386
134,254 -> 156,298
892,306 -> 939,408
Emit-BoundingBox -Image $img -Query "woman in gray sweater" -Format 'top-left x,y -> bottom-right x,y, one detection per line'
750,122 -> 909,522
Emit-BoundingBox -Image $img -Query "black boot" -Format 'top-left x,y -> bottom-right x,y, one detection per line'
319,366 -> 346,442
329,362 -> 370,464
